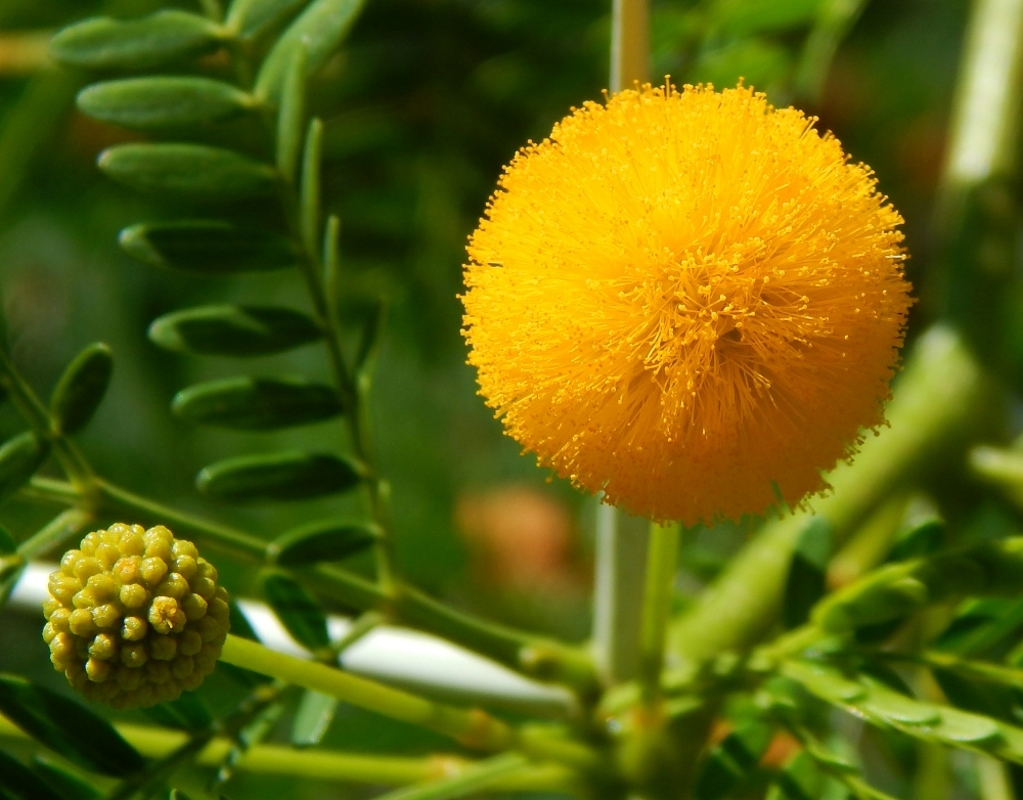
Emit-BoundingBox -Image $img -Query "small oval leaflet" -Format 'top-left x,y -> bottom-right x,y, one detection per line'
261,570 -> 331,651
197,450 -> 364,502
50,11 -> 224,71
933,707 -> 1003,745
99,144 -> 277,199
172,376 -> 343,430
121,221 -> 300,274
0,674 -> 145,777
267,519 -> 380,566
148,305 -> 321,356
78,77 -> 255,130
0,432 -> 49,503
50,342 -> 113,436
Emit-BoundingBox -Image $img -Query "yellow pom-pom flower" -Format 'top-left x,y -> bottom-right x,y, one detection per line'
43,523 -> 230,709
462,83 -> 912,525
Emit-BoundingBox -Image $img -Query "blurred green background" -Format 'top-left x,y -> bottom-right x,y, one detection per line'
0,0 -> 981,793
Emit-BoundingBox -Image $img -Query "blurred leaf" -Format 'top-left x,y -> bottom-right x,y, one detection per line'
0,432 -> 48,503
888,516 -> 944,562
99,144 -> 277,199
172,377 -> 342,430
226,0 -> 312,39
260,570 -> 330,651
31,756 -> 102,800
0,750 -> 63,800
710,0 -> 824,36
932,667 -> 1017,722
197,451 -> 363,502
78,78 -> 255,130
767,751 -> 824,800
0,522 -> 16,554
934,597 -> 1023,656
141,693 -> 214,731
694,721 -> 773,799
277,46 -> 307,183
267,519 -> 379,566
149,305 -> 320,357
49,343 -> 113,436
255,0 -> 367,104
168,791 -> 193,800
291,690 -> 339,746
690,39 -> 791,92
0,674 -> 145,777
122,223 -> 301,275
783,517 -> 831,629
813,538 -> 1023,634
49,11 -> 225,71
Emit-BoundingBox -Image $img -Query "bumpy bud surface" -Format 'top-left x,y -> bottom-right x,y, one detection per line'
43,523 -> 229,709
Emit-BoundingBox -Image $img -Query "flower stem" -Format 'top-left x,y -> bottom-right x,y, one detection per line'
668,325 -> 994,667
638,521 -> 679,704
370,753 -> 529,800
610,0 -> 649,91
219,635 -> 599,770
15,507 -> 93,561
591,0 -> 651,690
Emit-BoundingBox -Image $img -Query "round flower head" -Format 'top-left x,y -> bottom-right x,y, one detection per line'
462,83 -> 912,525
43,523 -> 230,709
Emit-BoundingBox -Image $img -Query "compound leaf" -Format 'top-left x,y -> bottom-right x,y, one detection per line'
267,519 -> 379,566
122,222 -> 300,275
0,432 -> 48,503
50,343 -> 113,436
260,570 -> 330,651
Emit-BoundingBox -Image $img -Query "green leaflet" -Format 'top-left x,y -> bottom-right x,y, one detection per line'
0,674 -> 145,777
766,751 -> 824,800
260,570 -> 331,651
267,519 -> 380,566
49,342 -> 113,436
49,11 -> 225,71
277,47 -> 308,183
255,0 -> 367,104
99,144 -> 277,199
122,222 -> 301,274
30,757 -> 102,800
149,306 -> 321,357
78,77 -> 255,130
196,450 -> 364,501
172,376 -> 343,430
0,432 -> 48,503
0,750 -> 63,800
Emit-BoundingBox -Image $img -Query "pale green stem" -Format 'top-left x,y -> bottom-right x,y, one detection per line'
977,755 -> 1016,800
940,0 -> 1023,200
0,714 -> 574,791
639,521 -> 679,704
219,635 -> 598,770
16,507 -> 93,561
591,0 -> 651,689
371,753 -> 530,800
669,325 -> 993,667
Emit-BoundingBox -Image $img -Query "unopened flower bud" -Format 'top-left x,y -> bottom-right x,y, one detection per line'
43,523 -> 230,709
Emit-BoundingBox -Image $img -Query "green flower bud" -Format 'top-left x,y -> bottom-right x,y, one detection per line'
44,523 -> 230,709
